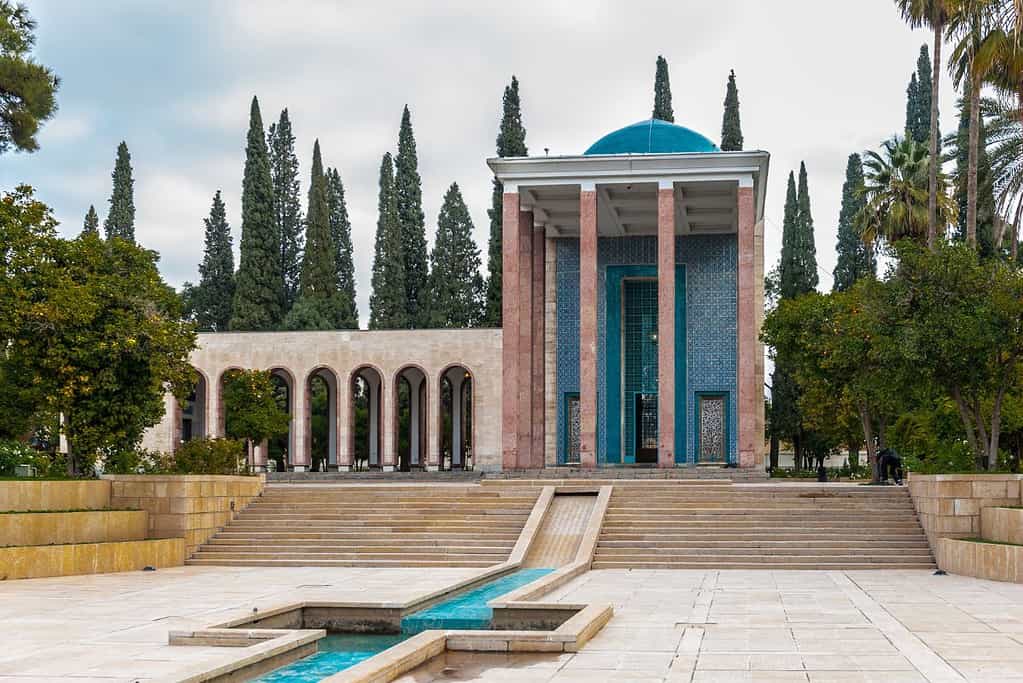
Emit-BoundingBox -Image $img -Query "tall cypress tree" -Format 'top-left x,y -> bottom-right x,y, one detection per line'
394,105 -> 428,328
104,141 -> 135,241
368,153 -> 407,329
82,205 -> 99,235
192,190 -> 235,331
905,45 -> 933,145
267,108 -> 304,312
905,72 -> 921,141
720,69 -> 743,151
779,168 -> 818,300
652,55 -> 674,122
795,161 -> 819,291
327,166 -> 358,329
427,183 -> 485,328
484,76 -> 528,327
231,96 -> 283,331
286,140 -> 341,330
833,154 -> 875,291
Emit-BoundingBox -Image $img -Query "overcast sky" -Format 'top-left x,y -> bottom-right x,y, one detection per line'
3,1 -> 956,325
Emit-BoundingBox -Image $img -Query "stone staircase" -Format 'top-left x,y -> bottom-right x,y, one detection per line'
188,484 -> 540,568
592,483 -> 935,570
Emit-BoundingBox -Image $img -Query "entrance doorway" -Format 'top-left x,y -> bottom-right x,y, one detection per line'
634,393 -> 658,463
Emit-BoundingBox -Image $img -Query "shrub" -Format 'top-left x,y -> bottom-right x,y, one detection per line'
167,438 -> 245,475
102,447 -> 166,475
0,440 -> 64,477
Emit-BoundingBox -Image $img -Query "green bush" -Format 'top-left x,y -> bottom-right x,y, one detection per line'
166,438 -> 245,475
102,447 -> 165,475
0,440 -> 65,477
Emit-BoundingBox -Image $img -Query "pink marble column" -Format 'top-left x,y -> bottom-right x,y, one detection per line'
657,184 -> 676,469
501,192 -> 520,470
579,188 -> 598,469
737,184 -> 757,468
531,226 -> 546,469
517,211 -> 534,469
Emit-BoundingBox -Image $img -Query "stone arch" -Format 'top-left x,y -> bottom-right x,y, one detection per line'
267,366 -> 297,472
349,365 -> 384,469
175,367 -> 209,448
305,366 -> 339,472
439,364 -> 475,470
393,364 -> 428,472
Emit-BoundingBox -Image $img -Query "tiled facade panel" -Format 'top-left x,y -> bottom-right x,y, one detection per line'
555,234 -> 737,464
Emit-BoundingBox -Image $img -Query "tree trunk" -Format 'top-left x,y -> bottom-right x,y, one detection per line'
877,417 -> 888,450
793,432 -> 802,473
769,433 -> 779,471
989,385 -> 1006,470
951,386 -> 984,466
967,73 -> 981,249
928,18 -> 942,250
859,403 -> 879,484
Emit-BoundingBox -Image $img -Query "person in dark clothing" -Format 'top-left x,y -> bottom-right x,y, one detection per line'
877,448 -> 904,485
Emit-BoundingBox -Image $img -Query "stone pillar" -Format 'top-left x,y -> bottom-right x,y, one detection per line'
291,373 -> 308,472
427,371 -> 441,471
381,373 -> 396,471
337,370 -> 351,471
409,374 -> 422,466
451,371 -> 464,467
579,185 -> 598,469
517,210 -> 534,469
531,225 -> 546,469
737,182 -> 757,468
368,373 -> 381,467
501,191 -> 521,470
207,375 -> 222,439
657,182 -> 676,468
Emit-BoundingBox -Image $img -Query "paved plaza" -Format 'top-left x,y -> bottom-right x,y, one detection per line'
2,567 -> 1023,682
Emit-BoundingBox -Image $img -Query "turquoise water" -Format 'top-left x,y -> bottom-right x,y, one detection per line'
251,568 -> 553,682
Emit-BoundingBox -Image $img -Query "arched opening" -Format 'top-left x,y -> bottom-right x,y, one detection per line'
350,366 -> 383,470
178,369 -> 208,446
307,367 -> 338,473
267,368 -> 295,472
440,366 -> 474,471
394,366 -> 427,472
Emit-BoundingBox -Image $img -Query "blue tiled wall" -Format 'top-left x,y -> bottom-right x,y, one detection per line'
554,234 -> 737,464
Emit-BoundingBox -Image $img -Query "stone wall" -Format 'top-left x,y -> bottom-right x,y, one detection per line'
936,537 -> 1023,584
907,473 -> 1023,544
981,507 -> 1023,546
103,474 -> 264,556
0,480 -> 111,512
0,538 -> 183,580
0,510 -> 147,547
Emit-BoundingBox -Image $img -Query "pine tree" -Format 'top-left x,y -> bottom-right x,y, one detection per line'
327,167 -> 358,329
484,76 -> 528,327
103,141 -> 135,241
231,96 -> 284,331
952,90 -> 997,256
833,154 -> 875,291
652,55 -> 674,122
394,105 -> 428,328
368,153 -> 407,329
720,69 -> 743,151
427,183 -> 485,328
192,190 -> 235,331
82,205 -> 99,235
267,108 -> 304,312
285,140 -> 341,330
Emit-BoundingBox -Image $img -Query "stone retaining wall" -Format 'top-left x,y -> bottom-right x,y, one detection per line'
981,506 -> 1023,546
0,480 -> 111,512
103,474 -> 265,556
936,537 -> 1023,583
907,473 -> 1023,543
0,537 -> 183,580
0,510 -> 147,547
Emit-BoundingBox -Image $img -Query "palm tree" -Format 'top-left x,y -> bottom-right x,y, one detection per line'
948,0 -> 999,249
857,137 -> 957,244
895,0 -> 954,249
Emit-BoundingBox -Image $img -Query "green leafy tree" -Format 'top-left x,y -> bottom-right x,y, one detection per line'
0,1 -> 58,154
103,141 -> 135,242
285,140 -> 342,331
427,183 -> 485,328
395,105 -> 428,328
222,369 -> 290,468
369,153 -> 407,329
191,190 -> 234,331
834,154 -> 875,291
82,204 -> 98,235
720,69 -> 743,151
327,167 -> 358,328
231,96 -> 283,331
484,77 -> 527,327
652,55 -> 674,122
267,108 -> 303,312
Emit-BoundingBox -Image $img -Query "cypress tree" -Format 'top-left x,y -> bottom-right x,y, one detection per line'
905,72 -> 920,141
82,205 -> 99,235
952,91 -> 997,256
833,154 -> 875,291
427,183 -> 485,328
720,69 -> 743,151
192,190 -> 235,331
915,44 -> 932,142
394,105 -> 428,328
104,141 -> 135,242
484,76 -> 528,327
327,167 -> 359,329
795,162 -> 819,291
652,55 -> 674,122
267,108 -> 304,312
285,140 -> 341,330
368,153 -> 407,329
231,96 -> 283,331
779,168 -> 818,300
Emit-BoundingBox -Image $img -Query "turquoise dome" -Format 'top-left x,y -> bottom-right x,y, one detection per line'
584,119 -> 719,155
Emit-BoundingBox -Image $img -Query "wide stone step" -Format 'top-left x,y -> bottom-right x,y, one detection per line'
196,544 -> 511,556
590,560 -> 936,570
209,535 -> 516,546
595,546 -> 930,557
223,524 -> 522,534
598,539 -> 929,549
190,550 -> 508,561
186,558 -> 495,568
601,521 -> 922,530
